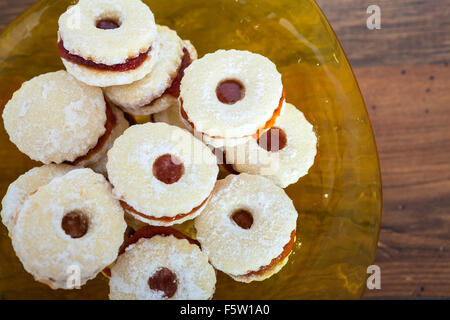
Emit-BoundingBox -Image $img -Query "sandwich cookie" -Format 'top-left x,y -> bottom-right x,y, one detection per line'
107,123 -> 218,226
2,71 -> 109,165
180,49 -> 285,148
1,164 -> 75,234
194,173 -> 298,283
11,169 -> 127,289
58,0 -> 159,87
104,25 -> 197,115
225,103 -> 317,188
109,228 -> 216,300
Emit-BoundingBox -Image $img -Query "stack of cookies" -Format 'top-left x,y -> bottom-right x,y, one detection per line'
1,0 -> 317,300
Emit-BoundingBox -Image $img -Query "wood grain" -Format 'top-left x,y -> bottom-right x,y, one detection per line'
316,0 -> 450,298
0,0 -> 449,298
354,65 -> 450,298
316,0 -> 450,67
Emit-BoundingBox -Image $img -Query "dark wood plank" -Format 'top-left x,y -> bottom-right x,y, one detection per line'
316,0 -> 450,67
356,64 -> 450,298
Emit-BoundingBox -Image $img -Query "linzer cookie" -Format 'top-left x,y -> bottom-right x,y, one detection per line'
180,49 -> 285,148
1,164 -> 75,234
194,173 -> 297,283
11,169 -> 127,289
104,25 -> 196,116
2,71 -> 109,164
106,123 -> 218,226
58,0 -> 159,87
109,231 -> 216,300
225,103 -> 317,188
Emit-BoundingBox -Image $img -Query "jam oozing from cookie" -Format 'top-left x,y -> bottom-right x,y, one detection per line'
257,127 -> 287,152
216,79 -> 245,104
148,268 -> 178,298
241,230 -> 295,279
231,209 -> 253,229
58,40 -> 151,72
253,90 -> 285,139
143,48 -> 192,109
153,154 -> 184,184
61,211 -> 89,239
164,48 -> 192,98
96,19 -> 120,30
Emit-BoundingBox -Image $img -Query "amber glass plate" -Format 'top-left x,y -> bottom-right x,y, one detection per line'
0,0 -> 381,299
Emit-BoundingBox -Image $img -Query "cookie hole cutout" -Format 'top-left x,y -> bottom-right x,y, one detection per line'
148,268 -> 178,298
257,127 -> 287,152
231,209 -> 254,229
61,211 -> 89,239
153,154 -> 185,184
216,79 -> 245,104
96,15 -> 122,30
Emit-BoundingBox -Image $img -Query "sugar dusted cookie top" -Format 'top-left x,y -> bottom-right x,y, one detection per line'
11,168 -> 126,289
109,235 -> 216,300
195,173 -> 297,277
1,164 -> 75,233
2,71 -> 107,164
180,50 -> 284,141
58,0 -> 157,66
107,123 -> 218,220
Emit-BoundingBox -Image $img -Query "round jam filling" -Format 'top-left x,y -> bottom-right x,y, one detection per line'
96,19 -> 120,30
257,127 -> 287,152
148,267 -> 178,298
164,48 -> 192,98
231,209 -> 254,229
216,79 -> 245,104
153,154 -> 184,184
61,211 -> 89,239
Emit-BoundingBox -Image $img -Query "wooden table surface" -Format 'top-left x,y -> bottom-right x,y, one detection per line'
0,0 -> 449,299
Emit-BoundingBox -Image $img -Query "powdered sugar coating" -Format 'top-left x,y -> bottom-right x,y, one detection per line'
104,25 -> 184,111
107,123 -> 218,220
82,105 -> 130,173
58,0 -> 157,66
194,173 -> 298,277
226,103 -> 317,188
2,71 -> 106,164
11,169 -> 126,289
60,39 -> 160,87
109,235 -> 216,300
180,50 -> 284,139
1,164 -> 75,233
